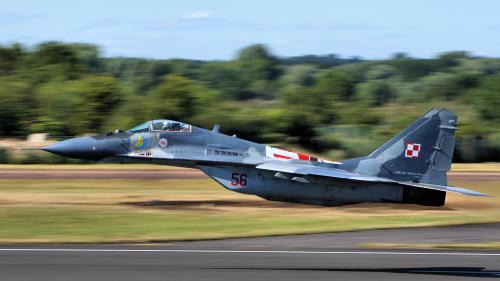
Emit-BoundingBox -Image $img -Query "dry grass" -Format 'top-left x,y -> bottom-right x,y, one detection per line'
0,164 -> 499,243
451,163 -> 500,171
0,164 -> 182,170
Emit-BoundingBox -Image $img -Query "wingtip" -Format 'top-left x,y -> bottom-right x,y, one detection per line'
446,186 -> 491,197
470,192 -> 492,197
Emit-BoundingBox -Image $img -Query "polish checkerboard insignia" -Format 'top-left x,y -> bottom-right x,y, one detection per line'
405,143 -> 421,158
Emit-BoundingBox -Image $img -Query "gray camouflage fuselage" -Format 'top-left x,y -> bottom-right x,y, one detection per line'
42,109 -> 488,207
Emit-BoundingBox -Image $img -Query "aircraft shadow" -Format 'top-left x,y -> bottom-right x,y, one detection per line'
123,199 -> 309,209
208,267 -> 500,278
123,199 -> 449,211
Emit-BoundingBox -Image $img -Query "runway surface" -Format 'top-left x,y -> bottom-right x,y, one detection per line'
1,224 -> 499,281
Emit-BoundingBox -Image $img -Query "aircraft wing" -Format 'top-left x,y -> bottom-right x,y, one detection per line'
256,162 -> 490,197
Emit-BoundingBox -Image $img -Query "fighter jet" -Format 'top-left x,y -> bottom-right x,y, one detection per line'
42,108 -> 488,206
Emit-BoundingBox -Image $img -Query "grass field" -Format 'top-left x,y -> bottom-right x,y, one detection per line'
0,164 -> 499,243
0,164 -> 180,170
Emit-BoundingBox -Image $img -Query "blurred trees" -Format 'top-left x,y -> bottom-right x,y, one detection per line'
33,75 -> 122,135
357,80 -> 394,106
314,70 -> 354,101
236,44 -> 281,99
0,78 -> 33,135
0,44 -> 23,75
72,75 -> 123,132
148,74 -> 196,121
199,62 -> 246,99
2,41 -> 500,161
237,44 -> 280,81
471,75 -> 500,121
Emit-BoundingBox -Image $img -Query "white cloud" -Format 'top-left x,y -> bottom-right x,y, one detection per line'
184,10 -> 213,19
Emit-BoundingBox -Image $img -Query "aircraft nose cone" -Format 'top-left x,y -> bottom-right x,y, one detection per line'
43,136 -> 99,160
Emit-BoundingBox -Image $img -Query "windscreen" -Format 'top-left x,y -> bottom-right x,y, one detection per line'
128,122 -> 150,133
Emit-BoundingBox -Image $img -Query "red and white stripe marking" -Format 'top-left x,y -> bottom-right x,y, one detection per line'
265,146 -> 334,163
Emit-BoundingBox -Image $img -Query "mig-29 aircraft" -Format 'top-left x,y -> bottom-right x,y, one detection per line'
42,108 -> 488,207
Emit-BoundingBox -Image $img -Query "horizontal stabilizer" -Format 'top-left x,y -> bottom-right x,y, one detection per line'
256,161 -> 490,197
447,186 -> 490,196
398,181 -> 490,197
257,162 -> 393,183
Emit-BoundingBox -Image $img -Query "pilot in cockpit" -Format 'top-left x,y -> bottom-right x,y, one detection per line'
162,121 -> 182,131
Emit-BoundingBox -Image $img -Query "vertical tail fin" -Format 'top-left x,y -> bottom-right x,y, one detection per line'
342,109 -> 457,185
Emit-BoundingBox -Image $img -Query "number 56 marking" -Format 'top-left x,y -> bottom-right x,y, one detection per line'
231,173 -> 247,186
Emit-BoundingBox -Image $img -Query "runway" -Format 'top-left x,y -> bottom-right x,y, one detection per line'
1,224 -> 499,281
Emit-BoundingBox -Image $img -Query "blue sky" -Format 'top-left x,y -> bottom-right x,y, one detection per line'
1,0 -> 500,60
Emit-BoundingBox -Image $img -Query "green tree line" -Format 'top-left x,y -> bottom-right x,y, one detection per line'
1,42 -> 500,162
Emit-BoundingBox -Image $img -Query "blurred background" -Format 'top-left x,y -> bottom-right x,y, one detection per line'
1,0 -> 500,246
1,0 -> 500,163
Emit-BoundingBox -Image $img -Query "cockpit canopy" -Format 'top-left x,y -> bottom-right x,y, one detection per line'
128,122 -> 149,133
128,120 -> 192,133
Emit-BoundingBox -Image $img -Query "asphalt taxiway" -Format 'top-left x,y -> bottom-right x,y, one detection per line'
1,224 -> 499,281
